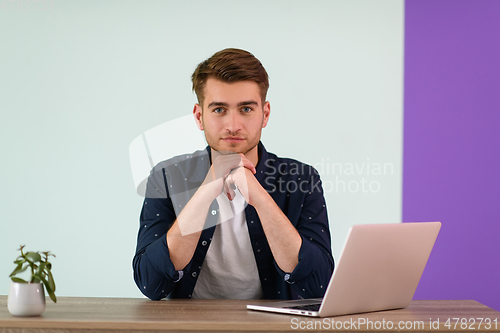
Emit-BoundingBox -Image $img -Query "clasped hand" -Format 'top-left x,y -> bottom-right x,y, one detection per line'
203,151 -> 262,206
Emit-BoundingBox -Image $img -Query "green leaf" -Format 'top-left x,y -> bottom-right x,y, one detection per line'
47,269 -> 56,292
40,276 -> 57,303
11,277 -> 28,283
9,263 -> 23,277
48,291 -> 57,303
14,258 -> 25,265
25,252 -> 42,263
40,276 -> 51,293
36,262 -> 46,276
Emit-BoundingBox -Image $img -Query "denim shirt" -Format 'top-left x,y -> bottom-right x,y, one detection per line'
133,142 -> 334,300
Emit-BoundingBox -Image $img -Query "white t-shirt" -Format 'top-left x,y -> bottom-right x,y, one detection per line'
192,189 -> 263,299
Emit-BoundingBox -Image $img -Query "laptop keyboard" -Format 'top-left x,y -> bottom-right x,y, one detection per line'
287,303 -> 321,311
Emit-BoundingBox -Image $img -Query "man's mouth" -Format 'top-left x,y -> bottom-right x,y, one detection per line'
222,136 -> 245,143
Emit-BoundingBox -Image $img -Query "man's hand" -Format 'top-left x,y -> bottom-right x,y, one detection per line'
203,151 -> 256,202
224,166 -> 267,206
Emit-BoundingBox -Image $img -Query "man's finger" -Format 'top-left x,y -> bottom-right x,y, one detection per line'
239,153 -> 256,174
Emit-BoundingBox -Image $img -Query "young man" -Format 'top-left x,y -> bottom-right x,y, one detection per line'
133,48 -> 333,300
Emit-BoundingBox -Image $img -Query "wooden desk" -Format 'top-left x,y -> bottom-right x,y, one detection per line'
1,296 -> 499,332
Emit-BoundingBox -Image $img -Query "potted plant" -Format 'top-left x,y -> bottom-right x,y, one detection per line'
7,245 -> 56,316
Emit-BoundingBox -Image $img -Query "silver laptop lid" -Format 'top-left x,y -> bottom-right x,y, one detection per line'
319,222 -> 441,317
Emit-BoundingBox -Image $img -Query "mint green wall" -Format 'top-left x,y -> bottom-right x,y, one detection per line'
0,0 -> 403,298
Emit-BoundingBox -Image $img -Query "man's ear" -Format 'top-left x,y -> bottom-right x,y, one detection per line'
262,101 -> 271,128
193,103 -> 204,130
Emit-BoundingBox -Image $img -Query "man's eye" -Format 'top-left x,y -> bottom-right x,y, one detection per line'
213,108 -> 225,114
241,107 -> 252,113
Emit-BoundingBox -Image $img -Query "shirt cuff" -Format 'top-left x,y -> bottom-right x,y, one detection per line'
145,234 -> 183,283
275,235 -> 319,284
173,270 -> 184,282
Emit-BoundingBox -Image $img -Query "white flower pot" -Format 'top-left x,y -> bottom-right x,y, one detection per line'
7,282 -> 46,316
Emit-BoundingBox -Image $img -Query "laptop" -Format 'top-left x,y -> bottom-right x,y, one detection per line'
247,222 -> 441,317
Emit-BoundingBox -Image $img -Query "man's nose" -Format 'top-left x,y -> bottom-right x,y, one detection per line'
226,111 -> 242,132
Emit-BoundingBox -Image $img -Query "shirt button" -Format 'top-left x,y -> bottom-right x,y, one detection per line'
211,210 -> 217,215
201,240 -> 207,246
192,272 -> 197,278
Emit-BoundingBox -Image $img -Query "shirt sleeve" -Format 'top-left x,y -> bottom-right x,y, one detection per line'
275,169 -> 334,298
132,167 -> 183,300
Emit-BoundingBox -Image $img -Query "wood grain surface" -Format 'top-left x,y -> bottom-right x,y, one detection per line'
1,296 -> 499,332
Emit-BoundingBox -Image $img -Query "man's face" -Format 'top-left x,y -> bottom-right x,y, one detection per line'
193,77 -> 270,157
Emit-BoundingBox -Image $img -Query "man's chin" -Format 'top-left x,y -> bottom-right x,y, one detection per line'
212,141 -> 247,154
211,147 -> 245,155
208,139 -> 258,156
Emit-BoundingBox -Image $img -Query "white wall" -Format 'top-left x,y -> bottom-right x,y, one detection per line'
0,0 -> 403,298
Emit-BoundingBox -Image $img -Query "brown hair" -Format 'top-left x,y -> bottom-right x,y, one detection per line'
191,48 -> 269,106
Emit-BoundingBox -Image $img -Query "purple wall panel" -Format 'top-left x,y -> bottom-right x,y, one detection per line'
404,0 -> 500,311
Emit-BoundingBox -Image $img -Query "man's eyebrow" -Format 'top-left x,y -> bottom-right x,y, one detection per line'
237,100 -> 259,107
207,101 -> 229,108
207,100 -> 259,108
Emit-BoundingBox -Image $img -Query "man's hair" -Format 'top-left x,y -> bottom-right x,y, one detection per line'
191,48 -> 269,106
